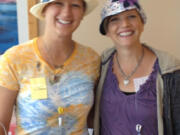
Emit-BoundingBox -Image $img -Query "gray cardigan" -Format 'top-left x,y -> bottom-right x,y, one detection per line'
93,45 -> 180,135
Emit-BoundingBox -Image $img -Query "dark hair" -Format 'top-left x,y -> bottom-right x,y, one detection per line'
82,1 -> 87,12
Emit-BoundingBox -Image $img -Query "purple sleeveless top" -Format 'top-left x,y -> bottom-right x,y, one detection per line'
100,58 -> 159,135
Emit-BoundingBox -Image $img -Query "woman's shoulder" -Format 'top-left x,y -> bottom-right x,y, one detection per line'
101,47 -> 116,64
145,44 -> 180,74
75,42 -> 100,58
1,38 -> 37,61
4,39 -> 35,54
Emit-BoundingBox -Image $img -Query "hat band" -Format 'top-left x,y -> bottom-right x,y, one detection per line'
42,0 -> 50,2
41,0 -> 55,2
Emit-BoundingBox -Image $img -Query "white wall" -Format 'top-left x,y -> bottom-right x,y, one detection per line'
16,0 -> 29,43
140,0 -> 180,59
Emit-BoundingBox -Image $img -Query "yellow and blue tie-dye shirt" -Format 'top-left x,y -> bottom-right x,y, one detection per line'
0,38 -> 100,135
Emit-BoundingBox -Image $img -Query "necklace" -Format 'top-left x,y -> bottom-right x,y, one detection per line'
41,39 -> 74,69
115,47 -> 144,86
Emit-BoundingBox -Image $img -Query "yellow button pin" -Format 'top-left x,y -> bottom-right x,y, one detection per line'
58,107 -> 64,114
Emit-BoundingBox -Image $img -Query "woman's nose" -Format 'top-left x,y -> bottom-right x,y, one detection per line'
61,5 -> 72,17
120,19 -> 130,27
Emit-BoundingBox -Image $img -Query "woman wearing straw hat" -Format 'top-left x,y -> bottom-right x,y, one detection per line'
0,0 -> 100,134
93,0 -> 180,135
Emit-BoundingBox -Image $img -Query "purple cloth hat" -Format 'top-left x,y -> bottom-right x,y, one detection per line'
100,0 -> 147,35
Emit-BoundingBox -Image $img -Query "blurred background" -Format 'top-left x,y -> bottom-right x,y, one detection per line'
0,0 -> 18,54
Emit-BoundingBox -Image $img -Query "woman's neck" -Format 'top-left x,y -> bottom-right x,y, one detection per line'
43,32 -> 73,48
116,44 -> 143,64
38,35 -> 75,68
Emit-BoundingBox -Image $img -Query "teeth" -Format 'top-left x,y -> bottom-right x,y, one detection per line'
120,31 -> 133,36
58,19 -> 71,24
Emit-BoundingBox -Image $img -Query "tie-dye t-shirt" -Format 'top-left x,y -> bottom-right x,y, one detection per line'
0,38 -> 100,135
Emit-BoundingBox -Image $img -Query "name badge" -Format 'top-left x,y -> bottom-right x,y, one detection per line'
30,77 -> 47,100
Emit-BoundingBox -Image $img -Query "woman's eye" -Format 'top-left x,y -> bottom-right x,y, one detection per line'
71,3 -> 81,8
128,15 -> 136,19
109,17 -> 119,22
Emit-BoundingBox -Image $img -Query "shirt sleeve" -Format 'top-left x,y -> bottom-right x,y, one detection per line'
0,54 -> 19,91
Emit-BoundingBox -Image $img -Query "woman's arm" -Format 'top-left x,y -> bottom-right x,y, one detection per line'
0,86 -> 18,135
172,70 -> 180,135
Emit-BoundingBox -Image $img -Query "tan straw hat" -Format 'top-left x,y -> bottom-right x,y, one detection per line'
30,0 -> 98,20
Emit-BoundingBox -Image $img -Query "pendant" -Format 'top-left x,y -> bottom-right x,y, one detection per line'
123,79 -> 129,85
136,124 -> 142,135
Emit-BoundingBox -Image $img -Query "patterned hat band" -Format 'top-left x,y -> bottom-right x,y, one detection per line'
99,0 -> 147,35
41,0 -> 51,2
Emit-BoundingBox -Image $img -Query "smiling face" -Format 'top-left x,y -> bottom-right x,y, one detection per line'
43,0 -> 85,38
106,9 -> 144,48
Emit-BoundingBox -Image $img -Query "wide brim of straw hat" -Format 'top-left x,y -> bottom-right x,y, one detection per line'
30,0 -> 98,20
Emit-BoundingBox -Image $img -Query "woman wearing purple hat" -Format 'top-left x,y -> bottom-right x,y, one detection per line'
93,0 -> 180,135
0,0 -> 100,134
